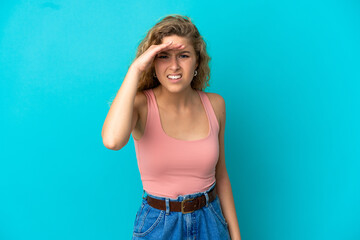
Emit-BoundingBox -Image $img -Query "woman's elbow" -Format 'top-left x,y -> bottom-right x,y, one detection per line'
102,137 -> 127,151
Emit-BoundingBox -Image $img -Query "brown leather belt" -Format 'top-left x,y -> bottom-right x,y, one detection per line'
144,186 -> 217,214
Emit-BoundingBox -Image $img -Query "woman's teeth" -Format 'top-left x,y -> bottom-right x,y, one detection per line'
167,75 -> 182,79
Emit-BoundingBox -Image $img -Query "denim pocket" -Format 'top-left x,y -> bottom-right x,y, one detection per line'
134,201 -> 145,224
133,199 -> 164,237
209,196 -> 228,228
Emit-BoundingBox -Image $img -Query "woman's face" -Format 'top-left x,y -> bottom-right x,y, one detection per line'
154,35 -> 198,91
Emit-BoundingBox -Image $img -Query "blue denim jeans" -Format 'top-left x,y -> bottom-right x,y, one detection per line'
132,181 -> 231,240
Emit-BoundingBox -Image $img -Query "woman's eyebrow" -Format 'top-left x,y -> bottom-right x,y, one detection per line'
159,50 -> 191,54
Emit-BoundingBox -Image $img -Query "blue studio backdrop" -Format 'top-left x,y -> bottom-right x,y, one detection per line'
1,0 -> 359,240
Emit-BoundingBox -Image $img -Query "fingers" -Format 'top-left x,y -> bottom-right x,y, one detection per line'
162,41 -> 185,50
154,41 -> 185,54
145,41 -> 185,64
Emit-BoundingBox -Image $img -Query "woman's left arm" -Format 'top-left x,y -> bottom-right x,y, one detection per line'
214,94 -> 241,240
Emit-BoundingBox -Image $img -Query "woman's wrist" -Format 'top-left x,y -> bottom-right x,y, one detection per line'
129,63 -> 143,75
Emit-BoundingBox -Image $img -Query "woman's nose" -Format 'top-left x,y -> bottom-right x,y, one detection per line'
169,56 -> 180,70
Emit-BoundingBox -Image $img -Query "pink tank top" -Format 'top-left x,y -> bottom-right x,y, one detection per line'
132,88 -> 220,199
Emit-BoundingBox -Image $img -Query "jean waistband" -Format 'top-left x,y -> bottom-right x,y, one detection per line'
142,181 -> 217,202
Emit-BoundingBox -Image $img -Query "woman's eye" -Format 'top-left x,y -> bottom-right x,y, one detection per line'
157,55 -> 188,59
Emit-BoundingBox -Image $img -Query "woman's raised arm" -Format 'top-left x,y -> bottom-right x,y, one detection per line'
101,41 -> 184,150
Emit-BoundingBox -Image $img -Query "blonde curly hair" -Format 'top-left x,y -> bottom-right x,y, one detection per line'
134,14 -> 211,92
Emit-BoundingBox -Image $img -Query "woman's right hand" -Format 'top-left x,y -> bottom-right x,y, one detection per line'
131,41 -> 185,73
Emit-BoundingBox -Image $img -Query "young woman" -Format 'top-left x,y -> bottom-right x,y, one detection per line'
102,14 -> 241,240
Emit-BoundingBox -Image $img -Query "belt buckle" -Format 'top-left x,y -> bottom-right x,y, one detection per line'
181,198 -> 195,214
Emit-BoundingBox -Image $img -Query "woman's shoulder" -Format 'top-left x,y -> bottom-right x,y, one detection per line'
202,91 -> 226,128
135,90 -> 148,105
202,91 -> 225,110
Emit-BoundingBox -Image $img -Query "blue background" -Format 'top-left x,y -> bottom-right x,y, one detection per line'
1,0 -> 359,239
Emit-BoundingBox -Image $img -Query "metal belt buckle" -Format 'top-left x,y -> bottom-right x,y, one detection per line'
181,197 -> 195,214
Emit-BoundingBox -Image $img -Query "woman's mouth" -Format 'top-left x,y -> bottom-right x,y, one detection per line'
167,74 -> 182,83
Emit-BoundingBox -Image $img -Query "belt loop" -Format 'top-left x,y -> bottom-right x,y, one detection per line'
165,198 -> 170,215
142,190 -> 146,200
204,192 -> 209,207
